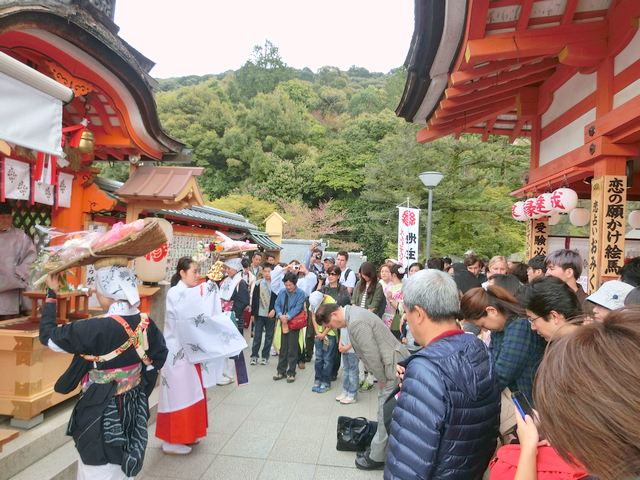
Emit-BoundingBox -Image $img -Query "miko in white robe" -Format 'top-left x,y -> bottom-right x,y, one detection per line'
156,280 -> 246,446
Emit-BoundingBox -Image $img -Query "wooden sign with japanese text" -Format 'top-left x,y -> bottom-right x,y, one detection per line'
588,178 -> 604,293
531,217 -> 549,258
598,176 -> 626,284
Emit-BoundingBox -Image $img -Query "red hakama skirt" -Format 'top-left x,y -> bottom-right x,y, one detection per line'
155,364 -> 209,444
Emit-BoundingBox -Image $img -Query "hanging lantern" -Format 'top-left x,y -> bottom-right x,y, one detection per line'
629,210 -> 640,229
512,202 -> 527,221
535,193 -> 554,216
548,212 -> 561,225
523,198 -> 539,219
78,129 -> 94,154
550,188 -> 578,212
569,208 -> 590,227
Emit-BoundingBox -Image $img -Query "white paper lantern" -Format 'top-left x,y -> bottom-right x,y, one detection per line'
523,198 -> 538,219
629,210 -> 640,229
548,212 -> 561,225
550,188 -> 578,212
569,208 -> 590,227
511,202 -> 528,221
536,193 -> 555,216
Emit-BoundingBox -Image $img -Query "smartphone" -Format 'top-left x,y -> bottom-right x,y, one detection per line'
511,391 -> 534,420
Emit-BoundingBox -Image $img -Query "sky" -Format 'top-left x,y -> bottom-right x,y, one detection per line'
114,1 -> 415,78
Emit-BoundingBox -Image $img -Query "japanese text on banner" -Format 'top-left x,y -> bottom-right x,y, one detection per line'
601,177 -> 626,277
398,207 -> 419,268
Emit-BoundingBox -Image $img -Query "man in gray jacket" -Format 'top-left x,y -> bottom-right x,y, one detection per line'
316,303 -> 409,470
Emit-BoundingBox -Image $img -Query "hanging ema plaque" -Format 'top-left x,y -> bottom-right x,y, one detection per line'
599,176 -> 626,282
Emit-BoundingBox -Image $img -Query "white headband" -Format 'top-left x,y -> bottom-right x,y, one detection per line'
95,265 -> 140,307
224,258 -> 243,271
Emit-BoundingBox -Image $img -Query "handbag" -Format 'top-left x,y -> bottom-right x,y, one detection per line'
288,309 -> 308,330
283,294 -> 308,330
499,388 -> 517,442
336,416 -> 378,451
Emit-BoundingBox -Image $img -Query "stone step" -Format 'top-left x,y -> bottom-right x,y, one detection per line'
3,389 -> 159,480
0,396 -> 75,480
9,440 -> 77,480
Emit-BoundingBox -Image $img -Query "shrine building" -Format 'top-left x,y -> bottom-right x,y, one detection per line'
397,0 -> 640,292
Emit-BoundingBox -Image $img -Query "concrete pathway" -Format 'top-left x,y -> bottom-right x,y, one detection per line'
139,345 -> 384,480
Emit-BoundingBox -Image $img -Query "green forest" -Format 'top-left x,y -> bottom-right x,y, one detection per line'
102,41 -> 530,263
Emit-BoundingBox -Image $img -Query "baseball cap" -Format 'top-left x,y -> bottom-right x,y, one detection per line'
309,291 -> 325,314
586,280 -> 634,311
323,256 -> 335,264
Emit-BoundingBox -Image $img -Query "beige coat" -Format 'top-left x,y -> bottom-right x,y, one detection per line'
344,305 -> 410,383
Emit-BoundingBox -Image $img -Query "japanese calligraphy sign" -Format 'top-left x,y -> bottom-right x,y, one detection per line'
588,178 -> 604,293
398,207 -> 420,268
599,176 -> 626,283
528,217 -> 548,258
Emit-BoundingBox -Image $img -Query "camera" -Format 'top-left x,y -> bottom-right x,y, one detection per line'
318,272 -> 328,281
292,265 -> 300,271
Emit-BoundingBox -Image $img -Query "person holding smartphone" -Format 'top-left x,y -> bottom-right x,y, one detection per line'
489,392 -> 590,480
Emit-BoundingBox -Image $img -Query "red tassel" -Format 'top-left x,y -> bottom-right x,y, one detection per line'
62,124 -> 86,148
34,152 -> 45,183
50,156 -> 57,186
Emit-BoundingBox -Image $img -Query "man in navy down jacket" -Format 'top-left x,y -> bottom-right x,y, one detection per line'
384,269 -> 500,480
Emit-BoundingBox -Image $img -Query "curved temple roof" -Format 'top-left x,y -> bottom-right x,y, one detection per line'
0,1 -> 188,162
397,0 -> 616,143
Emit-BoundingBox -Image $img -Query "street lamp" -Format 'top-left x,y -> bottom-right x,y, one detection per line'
419,171 -> 443,261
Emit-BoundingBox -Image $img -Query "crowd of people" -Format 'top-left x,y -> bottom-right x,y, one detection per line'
37,239 -> 640,480
249,244 -> 640,479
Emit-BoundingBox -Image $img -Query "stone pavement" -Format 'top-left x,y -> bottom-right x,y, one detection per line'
138,346 -> 384,480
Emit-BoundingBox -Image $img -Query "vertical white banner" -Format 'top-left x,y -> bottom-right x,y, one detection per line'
398,207 -> 420,268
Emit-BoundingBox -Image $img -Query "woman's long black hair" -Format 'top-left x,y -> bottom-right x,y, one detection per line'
357,261 -> 378,296
171,256 -> 194,287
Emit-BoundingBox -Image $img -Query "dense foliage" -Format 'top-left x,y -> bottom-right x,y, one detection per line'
147,41 -> 529,263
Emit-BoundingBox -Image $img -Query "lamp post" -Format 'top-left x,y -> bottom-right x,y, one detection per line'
419,171 -> 443,261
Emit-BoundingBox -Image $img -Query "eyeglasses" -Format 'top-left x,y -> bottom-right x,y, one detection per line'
328,272 -> 338,276
527,315 -> 543,325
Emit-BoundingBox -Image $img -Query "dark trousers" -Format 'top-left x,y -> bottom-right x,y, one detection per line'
251,316 -> 275,359
277,330 -> 300,377
331,330 -> 341,379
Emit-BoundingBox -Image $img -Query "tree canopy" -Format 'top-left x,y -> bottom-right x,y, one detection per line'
138,40 -> 529,263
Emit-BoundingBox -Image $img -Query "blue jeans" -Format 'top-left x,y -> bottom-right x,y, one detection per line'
342,352 -> 359,396
314,335 -> 336,386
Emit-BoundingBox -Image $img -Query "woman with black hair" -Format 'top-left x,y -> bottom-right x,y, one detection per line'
460,285 -> 546,404
351,261 -> 384,315
156,256 -> 246,455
